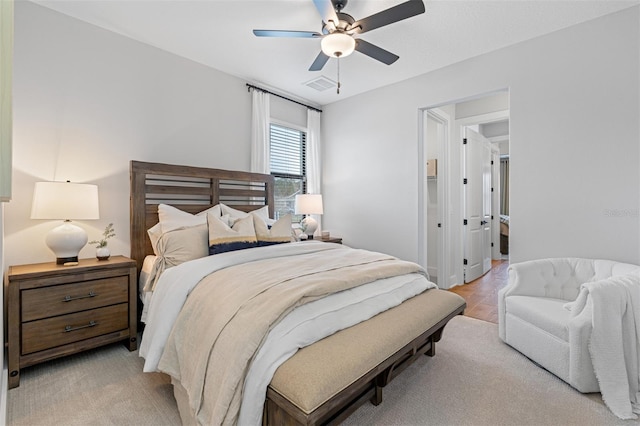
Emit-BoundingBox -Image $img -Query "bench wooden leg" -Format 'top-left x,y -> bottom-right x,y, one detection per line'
371,384 -> 383,406
425,338 -> 436,357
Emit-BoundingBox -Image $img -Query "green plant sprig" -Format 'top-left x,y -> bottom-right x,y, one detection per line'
89,223 -> 116,248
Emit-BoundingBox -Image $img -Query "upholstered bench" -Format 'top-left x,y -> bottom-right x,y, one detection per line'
264,289 -> 466,425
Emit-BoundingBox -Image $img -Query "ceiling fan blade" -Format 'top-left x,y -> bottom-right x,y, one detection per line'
309,51 -> 330,71
312,0 -> 339,26
355,39 -> 399,65
350,0 -> 425,34
253,30 -> 322,38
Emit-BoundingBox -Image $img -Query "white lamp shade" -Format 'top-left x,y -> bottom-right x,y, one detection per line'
31,181 -> 100,220
31,181 -> 99,264
295,194 -> 324,215
321,33 -> 356,58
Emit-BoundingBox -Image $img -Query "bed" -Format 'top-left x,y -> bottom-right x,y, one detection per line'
130,160 -> 466,425
500,214 -> 509,255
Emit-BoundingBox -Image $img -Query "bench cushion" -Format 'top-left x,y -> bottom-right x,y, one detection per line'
269,288 -> 465,414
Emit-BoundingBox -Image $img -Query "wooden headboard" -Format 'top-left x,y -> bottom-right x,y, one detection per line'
129,161 -> 275,273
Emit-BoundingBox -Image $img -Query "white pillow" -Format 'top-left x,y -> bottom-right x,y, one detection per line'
147,224 -> 209,290
221,204 -> 275,226
147,223 -> 163,254
207,212 -> 257,255
254,214 -> 292,246
157,203 -> 222,234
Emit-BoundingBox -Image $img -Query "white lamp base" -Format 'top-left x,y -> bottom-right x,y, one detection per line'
45,221 -> 88,264
301,216 -> 318,239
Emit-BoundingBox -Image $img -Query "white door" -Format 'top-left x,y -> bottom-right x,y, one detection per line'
464,129 -> 492,282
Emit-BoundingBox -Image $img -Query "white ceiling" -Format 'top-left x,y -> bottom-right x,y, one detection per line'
33,0 -> 639,107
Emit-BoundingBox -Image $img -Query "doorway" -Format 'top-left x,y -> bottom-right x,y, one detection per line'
419,90 -> 510,289
420,108 -> 450,286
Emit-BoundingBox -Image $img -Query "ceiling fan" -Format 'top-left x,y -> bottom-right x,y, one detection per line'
253,0 -> 426,72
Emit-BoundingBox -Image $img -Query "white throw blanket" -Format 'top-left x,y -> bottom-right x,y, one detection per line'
565,274 -> 640,419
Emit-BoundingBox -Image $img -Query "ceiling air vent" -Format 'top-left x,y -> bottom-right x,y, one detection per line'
304,76 -> 336,92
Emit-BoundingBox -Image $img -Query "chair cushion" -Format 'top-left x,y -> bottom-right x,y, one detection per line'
506,295 -> 571,341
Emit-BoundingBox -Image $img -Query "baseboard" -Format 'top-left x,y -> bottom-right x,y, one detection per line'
0,357 -> 7,426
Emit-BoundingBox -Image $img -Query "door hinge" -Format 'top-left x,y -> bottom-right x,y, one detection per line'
463,138 -> 467,145
437,223 -> 442,228
491,215 -> 494,220
491,187 -> 494,192
463,178 -> 468,184
491,242 -> 494,247
491,160 -> 494,165
463,219 -> 468,225
463,259 -> 468,265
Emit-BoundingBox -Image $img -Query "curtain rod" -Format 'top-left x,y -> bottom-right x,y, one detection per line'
246,84 -> 322,113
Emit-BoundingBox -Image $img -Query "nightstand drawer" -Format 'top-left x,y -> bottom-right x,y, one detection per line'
22,303 -> 129,354
21,276 -> 129,322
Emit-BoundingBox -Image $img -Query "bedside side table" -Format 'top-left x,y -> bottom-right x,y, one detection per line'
6,255 -> 137,388
319,236 -> 342,244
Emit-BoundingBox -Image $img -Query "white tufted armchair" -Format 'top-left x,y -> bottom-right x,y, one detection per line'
498,258 -> 640,392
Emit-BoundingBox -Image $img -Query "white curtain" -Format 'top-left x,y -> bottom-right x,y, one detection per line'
306,109 -> 322,235
250,90 -> 270,174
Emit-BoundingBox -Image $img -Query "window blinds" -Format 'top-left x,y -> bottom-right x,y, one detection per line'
270,124 -> 306,178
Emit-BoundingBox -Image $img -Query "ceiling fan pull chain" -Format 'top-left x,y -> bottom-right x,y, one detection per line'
337,54 -> 341,94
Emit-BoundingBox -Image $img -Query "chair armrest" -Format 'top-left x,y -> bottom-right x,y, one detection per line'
567,299 -> 599,392
501,260 -> 555,298
498,260 -> 548,340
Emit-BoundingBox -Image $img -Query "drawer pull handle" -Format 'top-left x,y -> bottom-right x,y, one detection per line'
63,291 -> 97,302
64,320 -> 98,333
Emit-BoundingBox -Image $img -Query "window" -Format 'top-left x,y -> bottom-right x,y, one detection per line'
269,123 -> 306,221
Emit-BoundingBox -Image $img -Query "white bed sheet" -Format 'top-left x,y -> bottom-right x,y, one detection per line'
138,255 -> 157,323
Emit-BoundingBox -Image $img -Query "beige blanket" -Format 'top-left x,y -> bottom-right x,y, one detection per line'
157,247 -> 426,425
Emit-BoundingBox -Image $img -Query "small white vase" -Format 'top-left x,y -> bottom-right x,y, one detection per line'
96,246 -> 110,261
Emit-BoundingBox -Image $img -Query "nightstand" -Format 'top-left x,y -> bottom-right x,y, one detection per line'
6,256 -> 137,388
319,236 -> 342,244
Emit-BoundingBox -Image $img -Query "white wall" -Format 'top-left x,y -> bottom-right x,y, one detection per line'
322,6 -> 640,266
6,1 -> 256,267
455,92 -> 509,120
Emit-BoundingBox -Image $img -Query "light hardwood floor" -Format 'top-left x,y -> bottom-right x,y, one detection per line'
448,259 -> 509,323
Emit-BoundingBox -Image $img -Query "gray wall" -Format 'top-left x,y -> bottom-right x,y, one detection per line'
321,6 -> 640,267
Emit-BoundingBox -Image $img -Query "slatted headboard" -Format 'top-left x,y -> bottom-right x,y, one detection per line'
129,161 -> 275,273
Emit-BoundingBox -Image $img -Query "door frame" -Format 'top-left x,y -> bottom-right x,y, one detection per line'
491,145 -> 501,260
418,107 -> 450,287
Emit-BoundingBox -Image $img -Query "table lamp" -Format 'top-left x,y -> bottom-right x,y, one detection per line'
295,194 -> 323,239
31,181 -> 100,264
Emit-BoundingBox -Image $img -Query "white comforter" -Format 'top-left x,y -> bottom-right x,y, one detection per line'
567,273 -> 640,420
139,241 -> 436,425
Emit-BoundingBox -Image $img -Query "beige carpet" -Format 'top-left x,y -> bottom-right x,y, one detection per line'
8,316 -> 628,425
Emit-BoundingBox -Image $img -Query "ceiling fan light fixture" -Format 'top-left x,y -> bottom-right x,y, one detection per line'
321,32 -> 355,58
